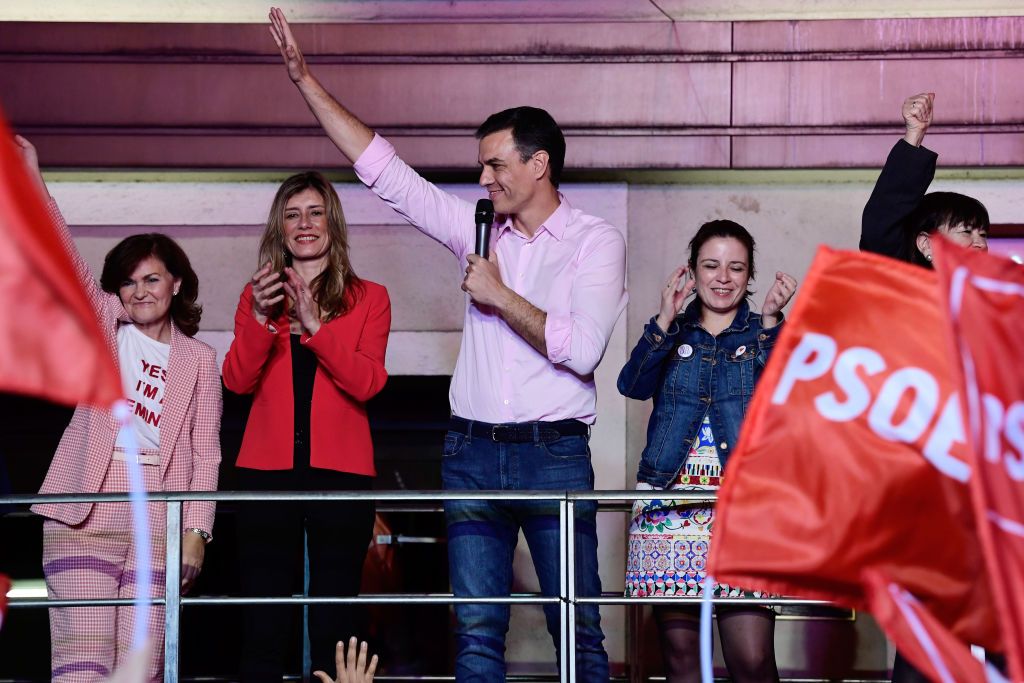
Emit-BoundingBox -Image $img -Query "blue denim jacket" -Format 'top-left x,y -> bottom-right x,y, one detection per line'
617,299 -> 782,488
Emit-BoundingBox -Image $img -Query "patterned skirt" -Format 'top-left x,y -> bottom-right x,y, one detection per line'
624,420 -> 772,603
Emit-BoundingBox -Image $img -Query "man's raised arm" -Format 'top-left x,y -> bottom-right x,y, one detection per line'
269,7 -> 374,162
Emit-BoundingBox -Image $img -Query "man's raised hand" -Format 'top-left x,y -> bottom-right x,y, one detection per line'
269,7 -> 309,83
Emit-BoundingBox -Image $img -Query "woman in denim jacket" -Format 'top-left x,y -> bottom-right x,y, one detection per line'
618,220 -> 797,683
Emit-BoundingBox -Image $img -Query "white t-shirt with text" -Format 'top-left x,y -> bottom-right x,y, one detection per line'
114,323 -> 170,451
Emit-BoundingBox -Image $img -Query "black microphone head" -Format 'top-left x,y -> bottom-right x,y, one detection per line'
475,198 -> 494,223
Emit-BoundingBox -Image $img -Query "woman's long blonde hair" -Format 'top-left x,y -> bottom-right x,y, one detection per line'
258,171 -> 363,321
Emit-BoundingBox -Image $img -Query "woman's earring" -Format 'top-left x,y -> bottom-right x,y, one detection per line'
926,254 -> 933,262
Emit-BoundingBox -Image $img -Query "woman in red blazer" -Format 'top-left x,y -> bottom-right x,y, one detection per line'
222,171 -> 390,682
17,136 -> 222,683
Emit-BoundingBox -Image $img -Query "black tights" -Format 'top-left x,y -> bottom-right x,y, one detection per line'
654,605 -> 780,683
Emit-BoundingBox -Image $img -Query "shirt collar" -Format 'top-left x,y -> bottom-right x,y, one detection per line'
496,193 -> 571,242
680,298 -> 753,334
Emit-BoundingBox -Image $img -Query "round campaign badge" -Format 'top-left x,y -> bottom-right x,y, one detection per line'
677,344 -> 693,358
734,345 -> 747,357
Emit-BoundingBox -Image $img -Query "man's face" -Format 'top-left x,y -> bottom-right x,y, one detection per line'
477,129 -> 538,216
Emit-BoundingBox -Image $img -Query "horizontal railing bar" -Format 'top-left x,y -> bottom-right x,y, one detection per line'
371,678 -> 889,683
1,503 -> 635,516
0,677 -> 890,683
171,677 -> 890,683
0,489 -> 717,505
9,598 -> 167,608
569,490 -> 717,502
11,594 -> 837,608
183,596 -> 558,605
576,597 -> 835,606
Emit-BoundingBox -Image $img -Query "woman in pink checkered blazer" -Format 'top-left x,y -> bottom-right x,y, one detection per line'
17,136 -> 222,683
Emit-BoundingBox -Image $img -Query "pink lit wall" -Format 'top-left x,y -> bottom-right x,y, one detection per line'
2,16 -> 1023,170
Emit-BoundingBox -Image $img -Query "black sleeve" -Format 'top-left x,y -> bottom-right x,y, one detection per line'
860,139 -> 938,260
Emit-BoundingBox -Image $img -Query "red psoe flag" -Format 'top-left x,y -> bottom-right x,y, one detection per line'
0,107 -> 121,408
934,239 -> 1024,682
863,569 -> 988,683
706,247 -> 1001,665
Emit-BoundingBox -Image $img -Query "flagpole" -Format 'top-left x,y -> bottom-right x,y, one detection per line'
700,575 -> 714,683
113,400 -> 152,652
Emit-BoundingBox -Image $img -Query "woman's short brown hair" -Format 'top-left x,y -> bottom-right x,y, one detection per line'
99,233 -> 202,336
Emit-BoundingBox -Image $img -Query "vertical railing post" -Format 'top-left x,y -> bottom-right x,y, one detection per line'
558,497 -> 569,682
566,496 -> 577,683
164,501 -> 182,683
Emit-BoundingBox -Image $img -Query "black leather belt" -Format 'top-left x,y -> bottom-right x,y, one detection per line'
449,416 -> 589,443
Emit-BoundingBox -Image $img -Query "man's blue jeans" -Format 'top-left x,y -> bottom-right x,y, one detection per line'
441,422 -> 609,683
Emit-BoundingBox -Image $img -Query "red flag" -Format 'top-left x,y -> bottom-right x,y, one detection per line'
863,569 -> 987,683
934,239 -> 1024,682
0,108 -> 121,408
707,246 -> 1001,657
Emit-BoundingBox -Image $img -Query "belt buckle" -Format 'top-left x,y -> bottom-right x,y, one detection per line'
491,424 -> 516,442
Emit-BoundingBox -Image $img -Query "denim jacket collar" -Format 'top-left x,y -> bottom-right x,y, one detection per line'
678,298 -> 753,335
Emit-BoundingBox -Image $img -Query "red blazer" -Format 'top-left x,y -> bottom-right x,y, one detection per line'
32,200 -> 222,534
222,280 -> 390,475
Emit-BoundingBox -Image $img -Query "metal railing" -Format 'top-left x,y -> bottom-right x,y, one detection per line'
2,489 -> 838,682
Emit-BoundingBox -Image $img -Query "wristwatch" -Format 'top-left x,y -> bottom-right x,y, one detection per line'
186,527 -> 212,543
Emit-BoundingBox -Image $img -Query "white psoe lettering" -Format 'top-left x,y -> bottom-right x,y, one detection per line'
772,332 -> 1024,484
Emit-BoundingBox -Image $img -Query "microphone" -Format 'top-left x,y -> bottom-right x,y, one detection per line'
474,198 -> 494,259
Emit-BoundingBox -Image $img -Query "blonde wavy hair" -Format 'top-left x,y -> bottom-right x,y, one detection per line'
258,171 -> 363,321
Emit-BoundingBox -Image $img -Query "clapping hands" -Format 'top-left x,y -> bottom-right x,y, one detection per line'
655,267 -> 696,333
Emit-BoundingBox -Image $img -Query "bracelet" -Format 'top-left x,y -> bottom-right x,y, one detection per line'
186,527 -> 212,543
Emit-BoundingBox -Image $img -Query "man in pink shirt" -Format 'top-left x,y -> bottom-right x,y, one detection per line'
270,9 -> 626,681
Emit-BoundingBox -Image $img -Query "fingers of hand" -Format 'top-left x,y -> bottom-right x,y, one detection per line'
366,654 -> 379,678
252,263 -> 272,283
257,279 -> 284,299
904,95 -> 929,121
278,8 -> 298,45
283,266 -> 303,288
259,294 -> 285,312
355,640 -> 369,671
180,564 -> 200,590
254,284 -> 284,312
312,672 -> 332,683
257,268 -> 282,290
346,637 -> 359,671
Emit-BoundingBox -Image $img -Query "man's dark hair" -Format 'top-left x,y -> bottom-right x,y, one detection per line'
475,106 -> 566,188
904,191 -> 990,268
